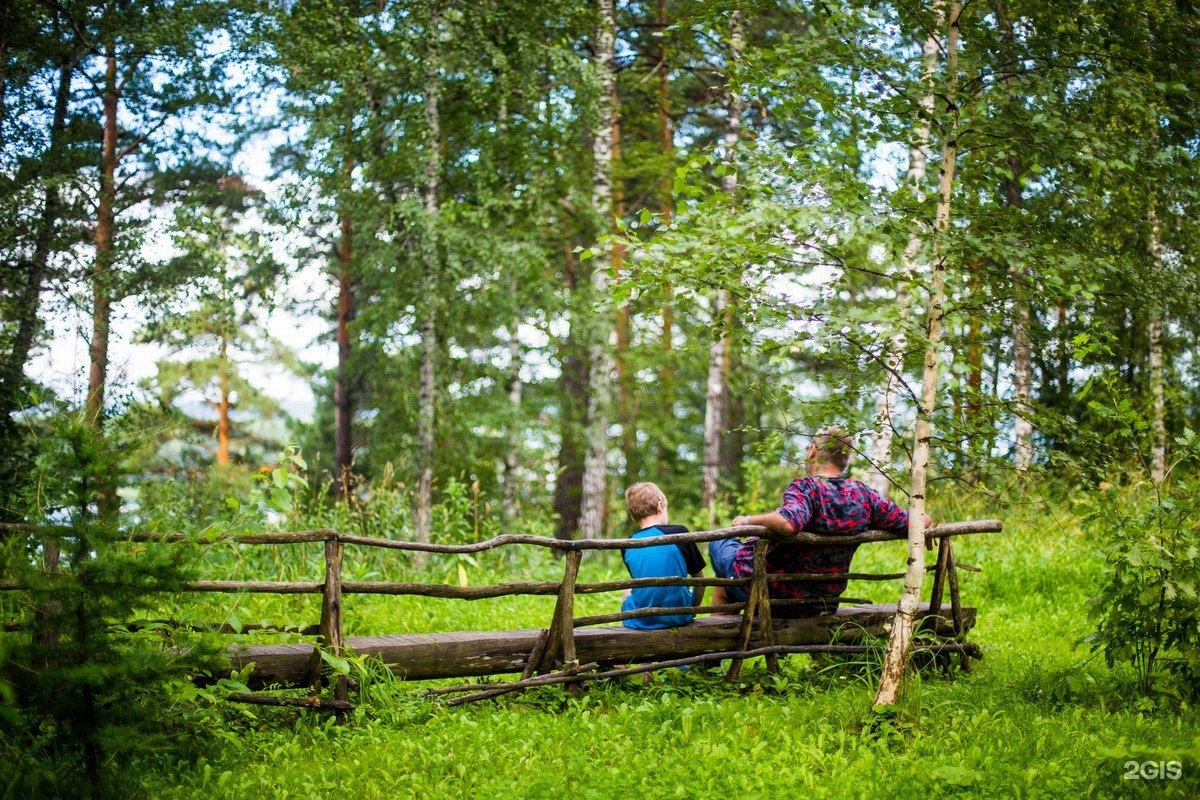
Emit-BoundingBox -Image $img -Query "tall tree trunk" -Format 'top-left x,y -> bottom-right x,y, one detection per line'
414,8 -> 441,544
216,333 -> 231,466
1147,201 -> 1166,483
865,20 -> 940,495
611,114 -> 638,480
655,0 -> 676,470
999,1 -> 1033,472
333,198 -> 355,494
0,51 -> 74,425
503,272 -> 523,524
875,0 -> 960,709
702,9 -> 743,520
579,0 -> 617,540
87,44 -> 118,428
554,243 -> 588,540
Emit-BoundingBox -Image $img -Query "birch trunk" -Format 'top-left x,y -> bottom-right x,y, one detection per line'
865,21 -> 940,496
999,1 -> 1033,472
414,9 -> 441,544
503,273 -> 523,523
1147,202 -> 1166,483
874,0 -> 960,709
579,0 -> 617,540
702,9 -> 743,519
612,114 -> 638,479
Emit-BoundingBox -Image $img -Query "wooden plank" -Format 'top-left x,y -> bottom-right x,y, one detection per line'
227,603 -> 975,688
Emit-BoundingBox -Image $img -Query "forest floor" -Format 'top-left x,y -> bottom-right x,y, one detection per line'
125,492 -> 1200,799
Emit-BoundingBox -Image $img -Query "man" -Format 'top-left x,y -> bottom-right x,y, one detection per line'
709,427 -> 929,617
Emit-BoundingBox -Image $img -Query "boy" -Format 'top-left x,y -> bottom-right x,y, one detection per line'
620,482 -> 707,629
709,427 -> 928,617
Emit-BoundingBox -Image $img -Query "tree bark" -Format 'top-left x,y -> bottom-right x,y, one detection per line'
579,0 -> 617,540
554,242 -> 587,541
611,114 -> 639,480
655,0 -> 676,470
216,334 -> 231,465
875,0 -> 960,709
702,9 -> 744,520
1147,201 -> 1166,483
333,184 -> 355,494
865,19 -> 940,495
87,43 -> 119,428
413,7 -> 442,544
998,1 -> 1033,472
503,272 -> 523,523
0,51 -> 74,425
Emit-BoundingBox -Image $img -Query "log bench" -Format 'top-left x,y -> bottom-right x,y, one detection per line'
2,519 -> 999,709
210,520 -> 1001,706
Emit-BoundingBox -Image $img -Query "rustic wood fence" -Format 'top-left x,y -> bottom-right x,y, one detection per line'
1,519 -> 1001,711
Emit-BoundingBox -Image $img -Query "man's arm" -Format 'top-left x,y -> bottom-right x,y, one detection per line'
731,511 -> 795,535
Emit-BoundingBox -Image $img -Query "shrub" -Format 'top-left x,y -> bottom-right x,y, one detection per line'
1084,432 -> 1200,701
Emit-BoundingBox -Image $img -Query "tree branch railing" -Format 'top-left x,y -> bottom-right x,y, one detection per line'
0,519 -> 1002,707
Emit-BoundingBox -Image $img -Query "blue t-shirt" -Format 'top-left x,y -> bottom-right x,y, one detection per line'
621,524 -> 705,630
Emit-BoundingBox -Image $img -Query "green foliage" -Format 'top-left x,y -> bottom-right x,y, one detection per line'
0,412 -> 220,798
1083,433 -> 1200,701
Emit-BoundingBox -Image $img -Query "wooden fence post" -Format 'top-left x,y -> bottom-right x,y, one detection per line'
539,549 -> 582,673
727,539 -> 771,681
317,536 -> 347,705
927,536 -> 951,623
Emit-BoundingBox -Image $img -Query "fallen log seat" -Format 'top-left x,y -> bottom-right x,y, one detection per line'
231,602 -> 974,689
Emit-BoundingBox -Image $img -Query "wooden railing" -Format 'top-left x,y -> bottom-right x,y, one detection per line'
1,519 -> 1002,710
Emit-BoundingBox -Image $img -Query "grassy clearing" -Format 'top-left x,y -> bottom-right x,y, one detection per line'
62,494 -> 1200,797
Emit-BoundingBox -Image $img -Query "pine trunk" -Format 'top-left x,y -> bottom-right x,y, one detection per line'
874,0 -> 960,709
554,242 -> 587,541
87,46 -> 118,428
216,335 -> 231,466
414,10 -> 442,544
579,0 -> 617,540
333,193 -> 355,494
0,52 -> 74,425
865,22 -> 940,495
656,0 -> 676,469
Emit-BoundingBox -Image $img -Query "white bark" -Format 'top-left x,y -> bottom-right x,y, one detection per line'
865,23 -> 940,496
1148,202 -> 1166,483
579,0 -> 617,540
1011,263 -> 1033,471
702,10 -> 744,520
503,274 -> 523,523
875,0 -> 960,709
414,8 -> 441,545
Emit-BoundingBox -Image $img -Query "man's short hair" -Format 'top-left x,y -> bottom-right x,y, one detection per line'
625,482 -> 666,520
812,426 -> 854,473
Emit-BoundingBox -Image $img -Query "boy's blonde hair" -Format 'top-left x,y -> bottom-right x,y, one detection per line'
812,426 -> 854,473
625,482 -> 667,521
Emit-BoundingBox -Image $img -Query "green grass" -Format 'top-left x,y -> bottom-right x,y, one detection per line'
14,491 -> 1200,799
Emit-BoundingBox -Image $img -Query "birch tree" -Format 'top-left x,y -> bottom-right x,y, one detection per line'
579,0 -> 617,540
864,16 -> 941,496
701,8 -> 744,521
875,0 -> 961,709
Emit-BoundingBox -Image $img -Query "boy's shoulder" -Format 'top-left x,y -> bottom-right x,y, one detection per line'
630,523 -> 690,537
